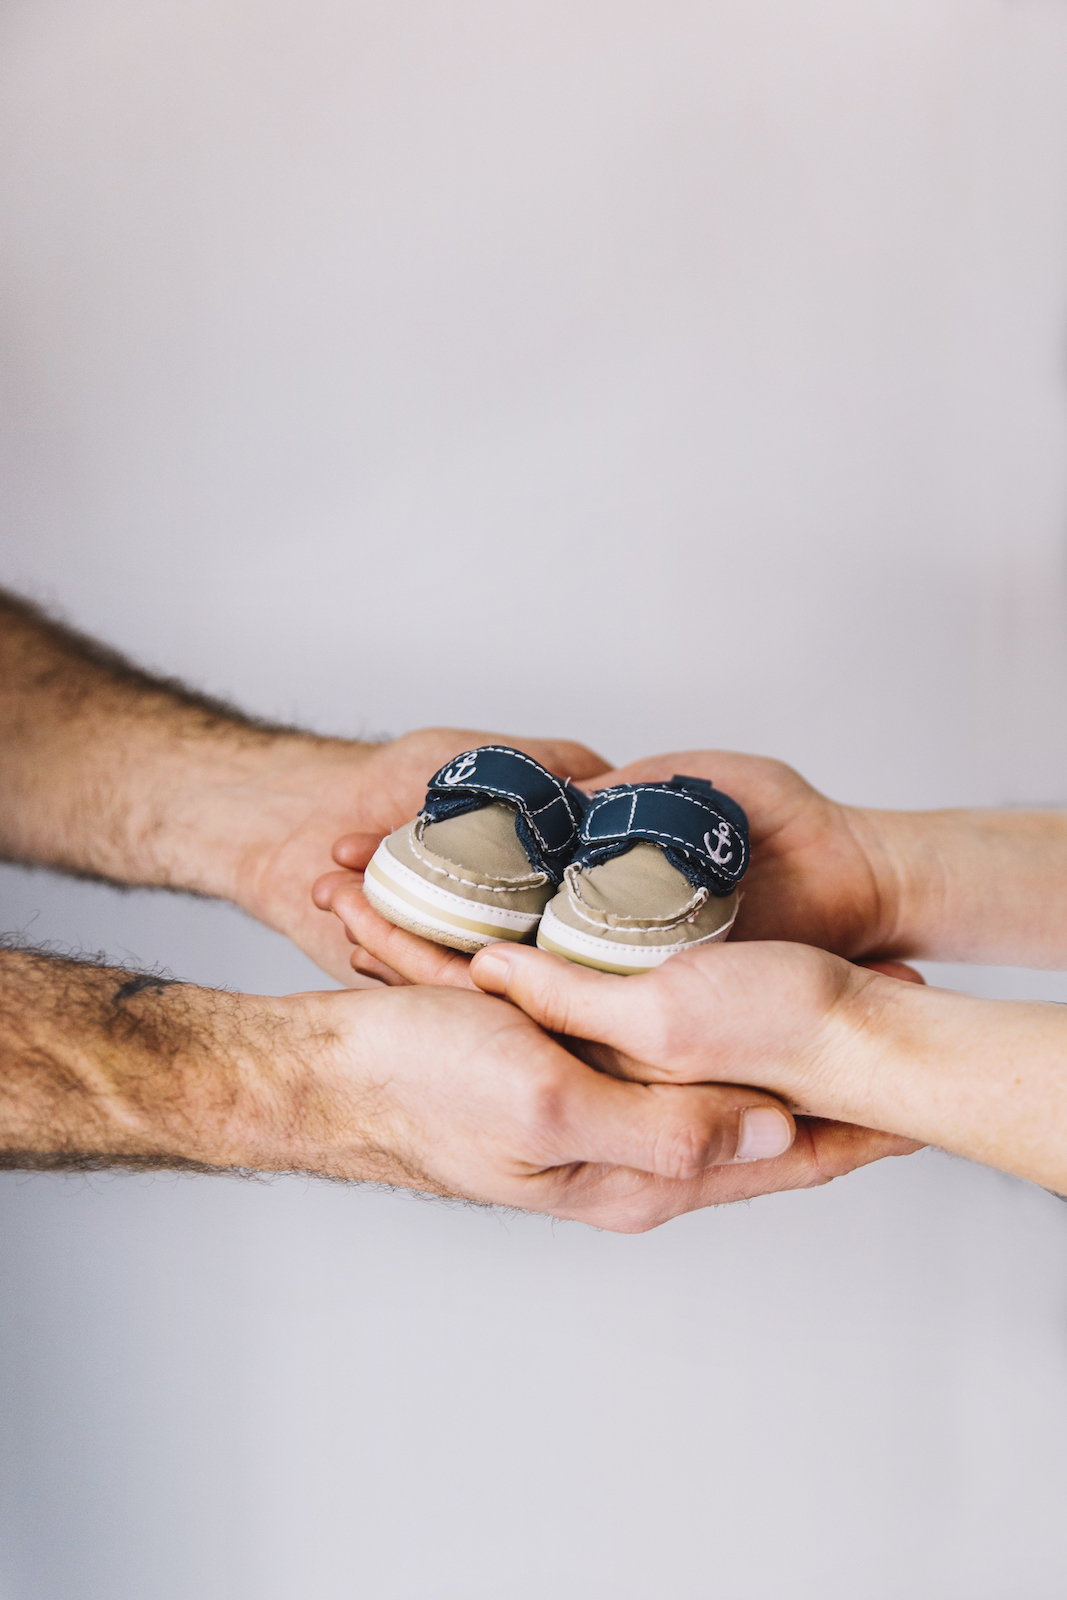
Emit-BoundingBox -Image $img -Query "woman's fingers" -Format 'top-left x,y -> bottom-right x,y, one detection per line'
472,943 -> 648,1050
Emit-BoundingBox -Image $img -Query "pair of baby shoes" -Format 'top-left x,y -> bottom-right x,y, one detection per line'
362,746 -> 749,975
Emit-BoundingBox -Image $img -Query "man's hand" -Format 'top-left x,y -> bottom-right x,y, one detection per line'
282,982 -> 810,1228
230,728 -> 608,984
0,945 -> 885,1232
0,587 -> 608,985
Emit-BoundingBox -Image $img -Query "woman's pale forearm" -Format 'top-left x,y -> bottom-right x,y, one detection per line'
824,973 -> 1067,1193
467,940 -> 1067,1195
852,805 -> 1067,968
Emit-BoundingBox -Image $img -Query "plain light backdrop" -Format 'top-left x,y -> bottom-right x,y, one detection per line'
2,1 -> 1067,1596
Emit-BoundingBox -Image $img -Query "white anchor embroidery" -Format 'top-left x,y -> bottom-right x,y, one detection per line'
703,822 -> 734,865
441,753 -> 478,787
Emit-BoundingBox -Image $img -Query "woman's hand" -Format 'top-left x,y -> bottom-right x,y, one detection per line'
285,979 -> 911,1225
466,937 -> 1067,1195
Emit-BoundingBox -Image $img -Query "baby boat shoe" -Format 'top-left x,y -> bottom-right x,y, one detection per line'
535,776 -> 749,974
362,745 -> 587,953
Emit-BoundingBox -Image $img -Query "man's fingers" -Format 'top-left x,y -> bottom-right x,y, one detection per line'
553,1072 -> 795,1179
330,833 -> 384,871
471,943 -> 643,1049
539,1116 -> 916,1232
312,867 -> 361,910
349,949 -> 410,987
509,738 -> 612,784
857,959 -> 926,985
324,876 -> 479,990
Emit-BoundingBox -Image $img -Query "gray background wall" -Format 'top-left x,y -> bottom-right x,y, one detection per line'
2,1 -> 1067,1595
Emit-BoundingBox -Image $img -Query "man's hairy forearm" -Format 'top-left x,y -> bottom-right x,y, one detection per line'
0,589 -> 367,899
0,944 -> 302,1173
1,943 -> 465,1193
0,587 -> 609,990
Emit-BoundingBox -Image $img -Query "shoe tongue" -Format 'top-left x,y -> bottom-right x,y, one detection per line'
575,779 -> 749,895
579,841 -> 696,920
421,802 -> 540,879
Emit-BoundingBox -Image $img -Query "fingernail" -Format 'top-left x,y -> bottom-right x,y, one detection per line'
735,1107 -> 793,1163
472,949 -> 510,988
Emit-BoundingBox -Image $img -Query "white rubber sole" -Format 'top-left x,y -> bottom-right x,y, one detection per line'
535,898 -> 738,975
363,838 -> 545,954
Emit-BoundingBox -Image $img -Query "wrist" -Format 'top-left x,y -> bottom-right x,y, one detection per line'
161,992 -> 303,1171
819,964 -> 928,1132
838,805 -> 951,960
850,807 -> 1067,966
99,989 -> 310,1173
157,732 -> 376,906
221,989 -> 414,1184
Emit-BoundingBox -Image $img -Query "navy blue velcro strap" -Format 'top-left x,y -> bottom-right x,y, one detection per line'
421,746 -> 587,883
574,777 -> 749,895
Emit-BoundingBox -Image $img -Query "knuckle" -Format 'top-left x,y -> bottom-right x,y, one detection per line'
524,963 -> 573,1036
653,1116 -> 717,1180
331,882 -> 361,917
506,1055 -> 571,1145
600,1197 -> 674,1234
614,1213 -> 662,1235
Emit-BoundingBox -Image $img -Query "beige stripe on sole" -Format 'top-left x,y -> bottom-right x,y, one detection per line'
535,928 -> 659,976
365,856 -> 536,943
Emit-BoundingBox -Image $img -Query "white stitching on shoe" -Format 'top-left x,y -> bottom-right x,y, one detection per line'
584,787 -> 748,867
538,899 -> 738,960
432,748 -> 580,853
